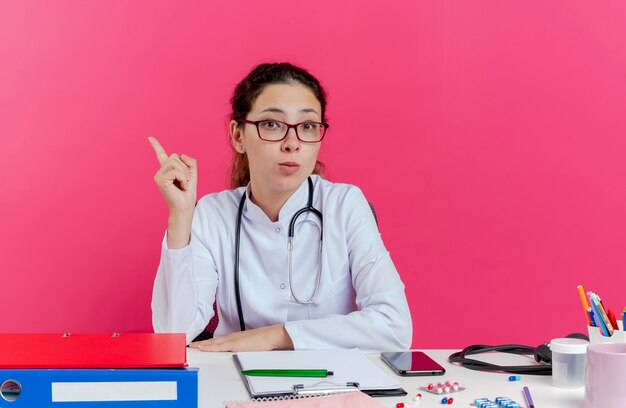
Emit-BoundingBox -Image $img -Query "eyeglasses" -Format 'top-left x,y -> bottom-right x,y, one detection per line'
240,119 -> 329,143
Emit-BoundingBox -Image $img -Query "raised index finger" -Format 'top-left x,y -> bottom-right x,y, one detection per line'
148,136 -> 168,166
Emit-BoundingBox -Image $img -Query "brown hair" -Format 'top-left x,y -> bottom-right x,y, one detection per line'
229,63 -> 327,188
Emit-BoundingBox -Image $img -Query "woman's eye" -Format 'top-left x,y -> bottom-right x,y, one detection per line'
301,122 -> 318,131
260,121 -> 279,129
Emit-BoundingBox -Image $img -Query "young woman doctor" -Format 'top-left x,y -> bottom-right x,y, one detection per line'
150,63 -> 412,352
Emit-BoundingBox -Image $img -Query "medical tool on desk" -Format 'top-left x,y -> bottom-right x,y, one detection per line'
449,330 -> 589,376
234,176 -> 323,331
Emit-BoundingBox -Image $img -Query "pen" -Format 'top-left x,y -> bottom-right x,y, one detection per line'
523,386 -> 535,408
590,293 -> 614,336
607,309 -> 618,331
577,285 -> 591,326
588,307 -> 596,327
241,369 -> 334,377
590,297 -> 609,336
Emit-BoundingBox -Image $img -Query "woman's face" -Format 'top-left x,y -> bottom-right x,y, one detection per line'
231,82 -> 323,197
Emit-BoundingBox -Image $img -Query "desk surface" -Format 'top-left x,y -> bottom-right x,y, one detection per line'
188,349 -> 584,407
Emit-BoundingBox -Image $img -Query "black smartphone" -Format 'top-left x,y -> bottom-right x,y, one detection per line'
380,351 -> 446,376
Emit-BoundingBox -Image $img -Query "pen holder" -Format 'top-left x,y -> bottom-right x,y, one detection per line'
587,320 -> 625,344
586,343 -> 626,407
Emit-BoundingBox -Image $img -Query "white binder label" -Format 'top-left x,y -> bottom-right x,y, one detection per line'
51,381 -> 178,402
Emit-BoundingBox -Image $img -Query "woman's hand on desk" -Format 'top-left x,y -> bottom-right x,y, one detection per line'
148,137 -> 198,248
189,324 -> 294,352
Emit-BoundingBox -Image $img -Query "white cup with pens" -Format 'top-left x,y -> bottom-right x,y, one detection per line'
577,286 -> 625,344
587,320 -> 625,344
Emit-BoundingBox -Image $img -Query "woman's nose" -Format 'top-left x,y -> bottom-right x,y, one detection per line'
281,128 -> 301,152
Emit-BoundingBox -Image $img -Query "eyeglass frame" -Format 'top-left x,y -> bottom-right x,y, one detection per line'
239,119 -> 329,143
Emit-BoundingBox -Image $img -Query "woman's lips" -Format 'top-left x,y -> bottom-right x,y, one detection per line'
279,162 -> 300,175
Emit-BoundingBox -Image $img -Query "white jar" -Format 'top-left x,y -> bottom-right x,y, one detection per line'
550,338 -> 589,388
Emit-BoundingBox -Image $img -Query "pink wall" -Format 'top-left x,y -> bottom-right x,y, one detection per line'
1,1 -> 625,348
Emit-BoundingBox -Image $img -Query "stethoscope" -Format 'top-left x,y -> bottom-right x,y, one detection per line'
234,177 -> 323,331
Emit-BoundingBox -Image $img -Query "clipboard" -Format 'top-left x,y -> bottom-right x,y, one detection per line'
233,350 -> 407,399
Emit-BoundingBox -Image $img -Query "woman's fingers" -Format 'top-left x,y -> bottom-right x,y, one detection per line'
189,326 -> 285,352
164,168 -> 188,190
148,138 -> 191,180
189,335 -> 233,352
189,339 -> 224,352
148,138 -> 197,215
155,155 -> 191,187
180,154 -> 197,181
195,341 -> 230,352
166,154 -> 191,181
148,137 -> 168,166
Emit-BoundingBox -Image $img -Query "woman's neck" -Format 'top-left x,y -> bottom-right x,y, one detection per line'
249,182 -> 298,222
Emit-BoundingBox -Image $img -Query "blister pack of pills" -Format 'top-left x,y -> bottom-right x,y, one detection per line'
473,397 -> 521,408
418,380 -> 465,395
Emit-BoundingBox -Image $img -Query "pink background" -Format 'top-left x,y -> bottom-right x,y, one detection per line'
1,1 -> 624,348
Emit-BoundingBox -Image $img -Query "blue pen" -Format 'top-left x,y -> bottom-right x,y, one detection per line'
588,308 -> 596,327
591,299 -> 609,336
591,294 -> 615,336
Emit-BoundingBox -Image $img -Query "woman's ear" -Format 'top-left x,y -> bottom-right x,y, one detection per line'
229,120 -> 245,153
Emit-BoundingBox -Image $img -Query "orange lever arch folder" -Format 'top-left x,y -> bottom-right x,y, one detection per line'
0,333 -> 187,368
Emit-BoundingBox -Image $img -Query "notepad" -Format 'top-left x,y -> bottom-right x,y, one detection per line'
233,350 -> 406,399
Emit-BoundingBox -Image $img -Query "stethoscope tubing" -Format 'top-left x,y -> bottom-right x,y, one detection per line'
234,192 -> 247,331
233,177 -> 323,332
